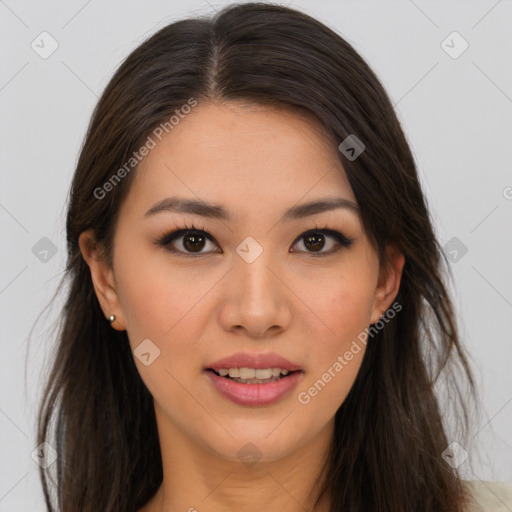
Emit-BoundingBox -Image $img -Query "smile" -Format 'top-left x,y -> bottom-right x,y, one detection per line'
204,368 -> 303,406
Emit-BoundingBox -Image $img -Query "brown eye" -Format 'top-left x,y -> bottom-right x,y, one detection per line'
157,226 -> 219,256
303,233 -> 326,252
291,228 -> 354,257
157,225 -> 353,258
182,233 -> 207,252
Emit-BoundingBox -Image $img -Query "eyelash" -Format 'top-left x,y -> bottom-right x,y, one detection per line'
155,223 -> 355,258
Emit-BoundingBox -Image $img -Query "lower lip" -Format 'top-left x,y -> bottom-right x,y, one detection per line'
204,370 -> 303,406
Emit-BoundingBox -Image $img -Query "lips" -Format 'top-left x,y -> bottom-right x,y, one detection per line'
205,369 -> 302,406
204,352 -> 303,406
206,352 -> 302,372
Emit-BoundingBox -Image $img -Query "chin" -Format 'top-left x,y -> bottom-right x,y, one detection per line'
198,422 -> 311,465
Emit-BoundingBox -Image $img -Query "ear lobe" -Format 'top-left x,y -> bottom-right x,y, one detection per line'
370,245 -> 405,324
78,229 -> 125,330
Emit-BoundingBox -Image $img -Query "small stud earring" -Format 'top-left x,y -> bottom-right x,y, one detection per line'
108,314 -> 116,324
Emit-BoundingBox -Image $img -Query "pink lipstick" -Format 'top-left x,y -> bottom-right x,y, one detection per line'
204,352 -> 303,406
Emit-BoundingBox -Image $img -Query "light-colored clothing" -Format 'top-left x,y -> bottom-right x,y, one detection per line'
464,481 -> 512,511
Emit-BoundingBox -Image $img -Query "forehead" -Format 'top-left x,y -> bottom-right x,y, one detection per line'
122,101 -> 356,217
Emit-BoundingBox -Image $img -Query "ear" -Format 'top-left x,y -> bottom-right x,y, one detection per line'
78,229 -> 125,331
369,245 -> 405,324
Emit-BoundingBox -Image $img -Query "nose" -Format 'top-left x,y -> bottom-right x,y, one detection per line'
217,245 -> 293,339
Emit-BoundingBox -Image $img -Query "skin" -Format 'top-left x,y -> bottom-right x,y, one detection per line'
79,101 -> 404,512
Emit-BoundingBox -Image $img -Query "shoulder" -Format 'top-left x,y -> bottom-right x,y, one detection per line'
463,480 -> 512,511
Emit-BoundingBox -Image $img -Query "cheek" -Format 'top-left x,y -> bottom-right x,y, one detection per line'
301,261 -> 376,347
115,246 -> 217,340
294,285 -> 370,422
113,251 -> 213,408
331,287 -> 374,344
292,261 -> 375,415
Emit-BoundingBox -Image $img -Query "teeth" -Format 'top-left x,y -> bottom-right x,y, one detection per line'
239,368 -> 256,379
255,368 -> 273,379
228,368 -> 240,378
216,367 -> 292,378
232,376 -> 280,384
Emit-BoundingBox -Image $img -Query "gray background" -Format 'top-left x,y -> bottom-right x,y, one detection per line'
1,0 -> 511,510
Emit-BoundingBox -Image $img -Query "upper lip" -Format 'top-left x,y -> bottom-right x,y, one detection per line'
206,352 -> 302,372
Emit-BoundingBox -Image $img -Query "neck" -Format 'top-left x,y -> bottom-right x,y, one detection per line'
140,404 -> 334,512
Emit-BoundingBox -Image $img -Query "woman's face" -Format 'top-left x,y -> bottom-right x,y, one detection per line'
81,101 -> 403,465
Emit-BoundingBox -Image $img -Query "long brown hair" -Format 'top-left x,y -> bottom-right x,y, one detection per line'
35,3 -> 477,510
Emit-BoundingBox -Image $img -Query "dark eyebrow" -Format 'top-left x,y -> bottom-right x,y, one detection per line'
281,197 -> 359,221
144,196 -> 359,221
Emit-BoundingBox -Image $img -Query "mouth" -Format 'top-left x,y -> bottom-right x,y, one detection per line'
205,367 -> 302,385
204,352 -> 304,406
